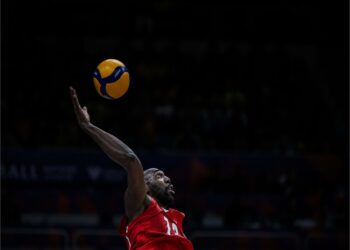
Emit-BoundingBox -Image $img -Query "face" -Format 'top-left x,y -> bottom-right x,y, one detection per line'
145,169 -> 175,208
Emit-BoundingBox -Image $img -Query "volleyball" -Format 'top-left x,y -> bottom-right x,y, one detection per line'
93,59 -> 130,99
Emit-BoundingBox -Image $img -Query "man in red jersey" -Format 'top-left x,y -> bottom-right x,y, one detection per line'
70,87 -> 194,250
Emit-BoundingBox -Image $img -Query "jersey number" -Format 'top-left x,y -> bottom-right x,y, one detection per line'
163,216 -> 179,236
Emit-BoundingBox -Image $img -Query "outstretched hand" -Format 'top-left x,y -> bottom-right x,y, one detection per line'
69,86 -> 91,129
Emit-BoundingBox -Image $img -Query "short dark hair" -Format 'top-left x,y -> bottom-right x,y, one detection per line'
144,168 -> 159,184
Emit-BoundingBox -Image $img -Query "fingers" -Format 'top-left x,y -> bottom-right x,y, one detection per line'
69,86 -> 82,110
69,87 -> 90,124
69,86 -> 77,99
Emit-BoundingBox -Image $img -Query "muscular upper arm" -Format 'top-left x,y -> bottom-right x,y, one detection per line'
123,155 -> 150,221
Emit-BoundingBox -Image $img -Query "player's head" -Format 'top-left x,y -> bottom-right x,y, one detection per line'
144,168 -> 175,208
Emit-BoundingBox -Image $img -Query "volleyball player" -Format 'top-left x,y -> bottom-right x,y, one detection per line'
70,86 -> 194,250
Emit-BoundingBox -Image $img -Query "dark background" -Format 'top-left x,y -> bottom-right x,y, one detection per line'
2,1 -> 349,249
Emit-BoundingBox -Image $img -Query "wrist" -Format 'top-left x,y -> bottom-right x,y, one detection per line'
81,122 -> 93,132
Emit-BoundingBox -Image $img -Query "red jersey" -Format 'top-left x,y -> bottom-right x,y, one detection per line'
119,198 -> 194,250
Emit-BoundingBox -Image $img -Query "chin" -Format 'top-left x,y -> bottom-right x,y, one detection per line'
160,193 -> 175,208
168,195 -> 175,206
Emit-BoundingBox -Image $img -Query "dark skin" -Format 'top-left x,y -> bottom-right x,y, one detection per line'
145,168 -> 175,208
69,86 -> 175,222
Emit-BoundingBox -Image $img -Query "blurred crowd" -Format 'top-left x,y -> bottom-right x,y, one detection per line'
3,2 -> 348,156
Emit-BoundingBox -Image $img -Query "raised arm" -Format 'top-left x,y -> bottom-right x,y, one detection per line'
69,86 -> 149,220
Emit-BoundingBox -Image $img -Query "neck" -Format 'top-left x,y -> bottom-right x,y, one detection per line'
150,195 -> 169,209
156,198 -> 169,209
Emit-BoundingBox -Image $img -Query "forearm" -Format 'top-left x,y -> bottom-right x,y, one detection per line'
82,123 -> 141,171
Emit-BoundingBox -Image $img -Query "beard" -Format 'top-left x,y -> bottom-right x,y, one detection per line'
148,183 -> 175,208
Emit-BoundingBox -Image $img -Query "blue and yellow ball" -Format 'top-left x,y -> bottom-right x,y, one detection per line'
93,59 -> 130,99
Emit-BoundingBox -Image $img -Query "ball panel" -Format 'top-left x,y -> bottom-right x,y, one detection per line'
93,77 -> 104,97
106,72 -> 130,99
97,59 -> 125,78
